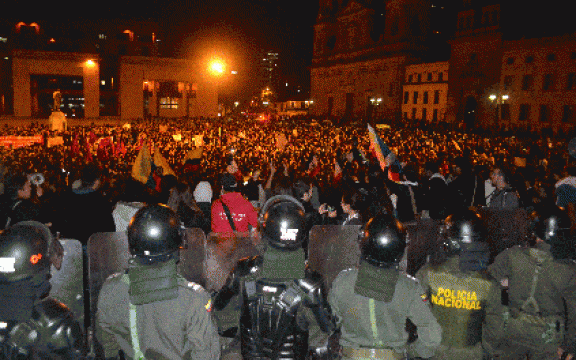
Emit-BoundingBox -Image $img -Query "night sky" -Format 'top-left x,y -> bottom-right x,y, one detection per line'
2,0 -> 319,102
4,0 -> 576,102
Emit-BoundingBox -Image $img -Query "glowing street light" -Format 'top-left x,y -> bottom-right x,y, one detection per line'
210,60 -> 225,76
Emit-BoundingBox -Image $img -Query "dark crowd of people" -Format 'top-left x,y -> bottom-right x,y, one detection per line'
1,115 -> 576,359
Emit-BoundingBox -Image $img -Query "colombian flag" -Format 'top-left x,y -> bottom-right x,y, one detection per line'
367,124 -> 400,174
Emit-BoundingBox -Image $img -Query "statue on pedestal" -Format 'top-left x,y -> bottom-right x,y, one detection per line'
53,90 -> 61,112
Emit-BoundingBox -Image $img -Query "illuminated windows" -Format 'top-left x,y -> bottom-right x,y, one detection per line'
160,97 -> 178,109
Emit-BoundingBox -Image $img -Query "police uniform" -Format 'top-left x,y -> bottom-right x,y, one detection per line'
415,209 -> 497,360
484,242 -> 576,359
0,221 -> 86,359
329,265 -> 442,359
327,214 -> 442,360
212,195 -> 334,360
93,204 -> 221,360
416,256 -> 495,359
96,271 -> 220,359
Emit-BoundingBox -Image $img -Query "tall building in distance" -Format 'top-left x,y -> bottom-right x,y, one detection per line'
262,50 -> 279,87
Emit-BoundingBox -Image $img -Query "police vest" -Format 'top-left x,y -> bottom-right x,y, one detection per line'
426,262 -> 493,347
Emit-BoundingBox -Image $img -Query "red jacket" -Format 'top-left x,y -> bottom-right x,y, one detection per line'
211,192 -> 258,233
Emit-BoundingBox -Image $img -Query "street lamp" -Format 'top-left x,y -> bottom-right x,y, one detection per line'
489,92 -> 509,125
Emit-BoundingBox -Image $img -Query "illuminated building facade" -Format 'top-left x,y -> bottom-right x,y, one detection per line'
0,19 -> 218,119
402,61 -> 449,122
311,0 -> 576,132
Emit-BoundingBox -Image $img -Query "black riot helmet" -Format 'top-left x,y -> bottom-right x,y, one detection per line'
259,195 -> 306,250
531,205 -> 573,259
360,214 -> 406,268
442,209 -> 487,255
127,204 -> 183,263
0,221 -> 52,283
531,205 -> 571,242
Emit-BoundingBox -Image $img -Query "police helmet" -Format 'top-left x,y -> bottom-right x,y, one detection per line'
127,204 -> 183,262
531,205 -> 571,242
442,209 -> 487,254
0,221 -> 52,283
259,195 -> 306,250
360,214 -> 406,268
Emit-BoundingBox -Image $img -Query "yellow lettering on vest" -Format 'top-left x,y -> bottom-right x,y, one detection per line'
445,298 -> 452,307
437,297 -> 444,306
455,300 -> 462,309
431,294 -> 438,305
470,292 -> 477,301
475,301 -> 482,310
437,287 -> 445,297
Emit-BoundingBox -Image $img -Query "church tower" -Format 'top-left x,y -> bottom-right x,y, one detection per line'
310,0 -> 432,122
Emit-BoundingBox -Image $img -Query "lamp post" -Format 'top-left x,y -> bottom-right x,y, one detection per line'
489,92 -> 509,128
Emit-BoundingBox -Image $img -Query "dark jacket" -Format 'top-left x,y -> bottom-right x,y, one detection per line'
55,188 -> 115,245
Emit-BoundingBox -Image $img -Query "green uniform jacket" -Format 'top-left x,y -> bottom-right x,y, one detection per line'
488,243 -> 576,353
416,256 -> 496,348
328,267 -> 442,359
96,273 -> 221,360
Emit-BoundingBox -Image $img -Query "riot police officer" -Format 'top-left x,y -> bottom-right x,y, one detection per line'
328,214 -> 442,359
0,221 -> 86,359
415,209 -> 497,359
483,205 -> 576,360
212,195 -> 335,359
95,204 -> 220,359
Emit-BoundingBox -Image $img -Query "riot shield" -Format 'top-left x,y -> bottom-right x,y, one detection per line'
177,228 -> 207,287
49,239 -> 84,330
87,231 -> 130,331
307,225 -> 362,291
404,219 -> 443,276
87,228 -> 208,329
204,231 -> 262,292
477,207 -> 530,260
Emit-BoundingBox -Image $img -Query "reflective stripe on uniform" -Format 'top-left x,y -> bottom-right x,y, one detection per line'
122,274 -> 145,360
369,298 -> 383,347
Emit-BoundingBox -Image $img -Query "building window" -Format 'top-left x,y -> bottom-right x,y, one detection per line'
567,73 -> 576,90
422,108 -> 427,121
562,105 -> 575,122
427,73 -> 432,81
543,74 -> 554,91
504,75 -> 514,89
433,109 -> 438,121
526,55 -> 534,64
160,97 -> 178,109
404,112 -> 408,120
408,74 -> 413,82
434,90 -> 440,104
438,72 -> 444,81
417,74 -> 422,82
423,91 -> 429,104
404,91 -> 409,104
519,104 -> 531,121
521,74 -> 534,90
539,105 -> 550,122
501,104 -> 510,120
506,57 -> 515,65
547,53 -> 556,62
413,91 -> 418,104
411,108 -> 417,119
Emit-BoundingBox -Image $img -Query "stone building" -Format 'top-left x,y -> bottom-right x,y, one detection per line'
311,0 -> 576,133
310,0 -> 434,123
402,61 -> 448,122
